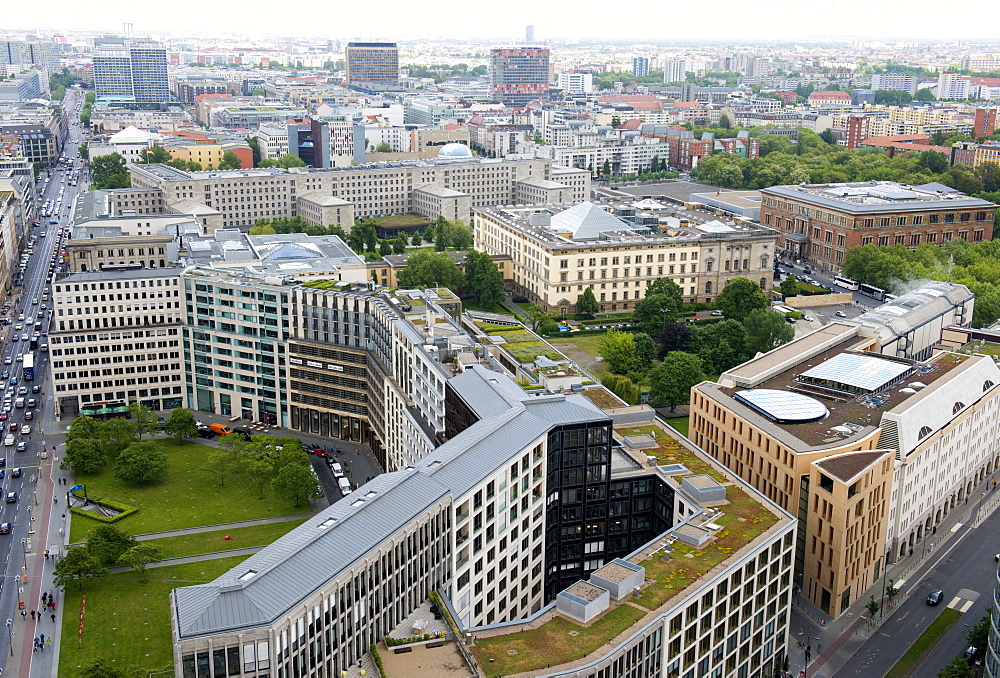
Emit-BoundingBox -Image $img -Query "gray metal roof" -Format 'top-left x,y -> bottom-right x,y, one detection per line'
172,383 -> 608,639
762,182 -> 994,213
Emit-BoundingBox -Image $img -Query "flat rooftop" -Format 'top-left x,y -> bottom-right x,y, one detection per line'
762,181 -> 995,213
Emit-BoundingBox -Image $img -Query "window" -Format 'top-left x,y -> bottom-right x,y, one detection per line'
918,426 -> 932,440
952,401 -> 965,414
985,381 -> 995,392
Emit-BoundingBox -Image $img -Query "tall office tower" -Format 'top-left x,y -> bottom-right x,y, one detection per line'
490,47 -> 550,106
633,57 -> 650,77
0,41 -> 54,79
93,38 -> 169,105
974,107 -> 998,139
525,25 -> 535,43
663,59 -> 686,84
345,42 -> 399,92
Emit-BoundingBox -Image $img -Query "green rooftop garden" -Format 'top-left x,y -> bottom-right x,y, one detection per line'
616,425 -> 727,482
581,388 -> 625,409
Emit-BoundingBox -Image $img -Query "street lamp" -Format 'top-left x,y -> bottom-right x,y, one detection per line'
5,618 -> 11,656
19,538 -> 27,570
797,632 -> 821,678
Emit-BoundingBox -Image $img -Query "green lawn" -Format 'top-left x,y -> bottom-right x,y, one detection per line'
69,439 -> 309,542
662,416 -> 690,438
142,519 -> 309,560
373,214 -> 431,228
59,556 -> 250,678
472,604 -> 645,676
885,607 -> 962,678
461,298 -> 510,315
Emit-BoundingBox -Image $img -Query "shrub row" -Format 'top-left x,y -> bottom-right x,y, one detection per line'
68,496 -> 139,525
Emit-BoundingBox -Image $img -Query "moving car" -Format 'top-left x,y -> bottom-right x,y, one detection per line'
835,311 -> 847,318
16,442 -> 26,452
0,523 -> 10,535
20,425 -> 30,435
10,468 -> 21,478
5,492 -> 16,503
927,590 -> 944,605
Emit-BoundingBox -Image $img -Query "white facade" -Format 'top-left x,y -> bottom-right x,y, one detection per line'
254,123 -> 289,160
663,59 -> 686,84
556,72 -> 594,94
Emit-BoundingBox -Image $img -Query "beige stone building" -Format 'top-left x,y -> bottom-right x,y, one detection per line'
66,214 -> 191,273
689,322 -> 1000,618
474,201 -> 777,313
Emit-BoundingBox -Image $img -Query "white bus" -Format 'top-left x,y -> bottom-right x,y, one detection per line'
832,275 -> 859,291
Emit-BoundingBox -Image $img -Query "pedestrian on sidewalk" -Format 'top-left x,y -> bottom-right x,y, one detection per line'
30,610 -> 35,621
50,614 -> 54,623
41,592 -> 47,605
20,611 -> 25,620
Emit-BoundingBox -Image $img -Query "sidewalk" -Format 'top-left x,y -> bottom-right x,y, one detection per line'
789,477 -> 1000,678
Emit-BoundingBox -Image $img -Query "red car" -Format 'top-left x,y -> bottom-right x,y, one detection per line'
0,412 -> 7,421
8,422 -> 17,432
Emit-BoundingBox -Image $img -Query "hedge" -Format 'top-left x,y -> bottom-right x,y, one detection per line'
370,644 -> 385,675
384,632 -> 445,647
68,495 -> 139,525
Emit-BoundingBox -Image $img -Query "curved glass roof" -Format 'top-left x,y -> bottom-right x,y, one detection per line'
734,389 -> 829,424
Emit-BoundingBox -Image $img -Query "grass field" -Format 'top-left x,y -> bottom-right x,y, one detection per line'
885,607 -> 962,678
59,556 -> 250,678
662,416 -> 690,438
69,439 -> 306,542
549,334 -> 607,375
472,604 -> 645,676
373,214 -> 431,228
141,519 -> 309,559
461,298 -> 510,315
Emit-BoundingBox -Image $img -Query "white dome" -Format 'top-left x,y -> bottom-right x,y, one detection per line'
437,143 -> 473,158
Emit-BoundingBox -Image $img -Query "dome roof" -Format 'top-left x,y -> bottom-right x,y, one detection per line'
437,143 -> 473,158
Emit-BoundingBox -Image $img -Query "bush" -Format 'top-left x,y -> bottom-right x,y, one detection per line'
512,296 -> 529,303
384,632 -> 444,647
68,496 -> 139,525
370,645 -> 385,675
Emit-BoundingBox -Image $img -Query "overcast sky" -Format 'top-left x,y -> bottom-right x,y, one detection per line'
5,0 -> 1000,43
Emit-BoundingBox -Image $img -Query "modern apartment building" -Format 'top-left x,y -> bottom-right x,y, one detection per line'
491,47 -> 550,106
93,38 -> 170,106
633,57 -> 650,78
869,72 -> 918,96
689,322 -> 1000,618
474,201 -> 777,313
0,40 -> 55,79
125,157 -> 590,228
662,59 -> 686,84
759,181 -> 996,270
50,268 -> 185,415
974,106 -> 998,138
345,42 -> 400,92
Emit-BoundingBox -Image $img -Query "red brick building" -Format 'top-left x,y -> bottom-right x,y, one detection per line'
974,107 -> 998,139
760,182 -> 996,270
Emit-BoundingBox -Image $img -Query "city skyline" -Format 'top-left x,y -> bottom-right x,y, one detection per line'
4,0 -> 1000,42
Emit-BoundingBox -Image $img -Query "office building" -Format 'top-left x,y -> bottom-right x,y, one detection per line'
870,72 -> 918,96
690,320 -> 1000,618
663,59 -> 686,85
0,40 -> 54,80
174,78 -> 229,105
525,25 -> 535,43
474,201 -> 777,313
0,70 -> 45,101
953,140 -> 1000,169
345,42 -> 400,92
491,47 -> 550,106
759,181 -> 996,270
50,268 -> 185,415
556,72 -> 593,94
93,38 -> 170,105
633,57 -> 650,78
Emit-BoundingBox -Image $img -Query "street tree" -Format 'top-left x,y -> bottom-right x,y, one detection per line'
397,250 -> 465,291
966,611 -> 990,654
114,441 -> 169,485
62,438 -> 107,474
715,277 -> 769,321
936,657 -> 974,678
164,407 -> 198,440
218,150 -> 243,170
743,309 -> 794,355
779,274 -> 800,299
599,329 -> 639,374
66,415 -> 99,443
53,546 -> 108,591
865,596 -> 880,618
272,464 -> 323,508
648,352 -> 704,411
86,524 -> 137,565
576,287 -> 599,316
117,543 -> 163,583
128,403 -> 159,440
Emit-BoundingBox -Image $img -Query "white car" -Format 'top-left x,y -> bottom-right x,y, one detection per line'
20,425 -> 30,435
804,315 -> 815,322
338,477 -> 352,496
331,462 -> 345,478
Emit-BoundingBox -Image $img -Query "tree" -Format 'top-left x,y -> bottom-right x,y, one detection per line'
89,153 -> 130,189
97,417 -> 140,455
164,407 -> 198,440
716,277 -> 769,321
79,659 -> 130,678
602,159 -> 611,177
599,329 -> 639,374
272,464 -> 322,507
249,222 -> 277,235
692,319 -> 749,373
397,250 -> 465,291
275,153 -> 306,168
78,142 -> 89,160
117,543 -> 163,583
62,437 -> 106,474
245,135 -> 261,166
937,657 -> 975,678
743,309 -> 795,355
633,293 -> 680,335
240,452 -> 274,499
600,373 -> 640,405
114,441 -> 168,485
915,88 -> 936,102
464,250 -> 505,307
718,113 -> 731,130
966,610 -> 990,655
975,161 -> 1000,192
86,524 -> 137,565
53,546 -> 108,591
128,403 -> 158,440
142,145 -> 172,164
647,278 -> 685,306
657,322 -> 692,355
649,352 -> 705,411
633,332 -> 657,369
203,447 -> 239,487
576,287 -> 599,316
779,274 -> 800,299
218,151 -> 243,170
374,141 -> 393,152
917,149 -> 950,174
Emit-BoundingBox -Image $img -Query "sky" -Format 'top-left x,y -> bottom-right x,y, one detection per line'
5,0 -> 1000,43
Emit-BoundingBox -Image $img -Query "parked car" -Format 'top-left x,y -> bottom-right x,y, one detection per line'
208,423 -> 232,436
338,477 -> 353,496
835,311 -> 847,318
331,462 -> 345,478
196,423 -> 214,439
927,590 -> 944,605
229,428 -> 252,441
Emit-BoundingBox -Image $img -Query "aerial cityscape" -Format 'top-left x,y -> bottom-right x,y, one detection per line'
0,14 -> 1000,678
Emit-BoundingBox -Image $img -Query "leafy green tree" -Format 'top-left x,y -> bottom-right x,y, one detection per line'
647,278 -> 685,306
79,659 -> 130,678
397,250 -> 465,291
657,322 -> 693,355
633,293 -> 680,335
914,88 -> 936,102
114,441 -> 168,485
392,235 -> 407,254
272,464 -> 322,507
576,287 -> 599,316
442,220 -> 474,250
203,447 -> 240,487
779,274 -> 800,299
98,417 -> 140,454
186,161 -> 203,171
464,250 -> 505,307
117,543 -> 163,583
633,332 -> 656,369
917,149 -> 949,174
374,140 -> 393,152
975,162 -> 1000,192
600,373 -> 640,405
692,319 -> 750,373
249,222 -> 277,235
411,232 -> 422,246
743,309 -> 795,355
142,145 -> 172,164
240,452 -> 274,499
62,437 -> 107,474
599,329 -> 639,374
218,151 -> 243,170
718,113 -> 731,130
163,407 -> 198,440
649,352 -> 705,411
966,610 -> 991,655
89,153 -> 131,189
257,158 -> 277,168
601,159 -> 611,177
245,135 -> 261,166
716,277 -> 769,321
78,142 -> 89,160
936,657 -> 975,678
86,524 -> 137,565
53,546 -> 108,591
128,403 -> 159,440
275,153 -> 307,168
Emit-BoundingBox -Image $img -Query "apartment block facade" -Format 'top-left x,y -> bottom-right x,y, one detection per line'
759,181 -> 996,270
93,39 -> 170,105
345,42 -> 400,92
491,47 -> 551,106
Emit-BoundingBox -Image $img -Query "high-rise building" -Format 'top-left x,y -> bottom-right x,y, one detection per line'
0,40 -> 54,80
93,38 -> 169,105
663,59 -> 686,84
344,42 -> 399,92
525,24 -> 535,43
491,47 -> 550,106
974,107 -> 998,139
633,57 -> 650,77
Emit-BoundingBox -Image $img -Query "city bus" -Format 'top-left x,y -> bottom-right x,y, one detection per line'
858,283 -> 888,301
22,354 -> 33,381
832,275 -> 859,291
